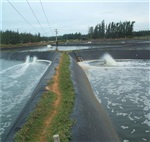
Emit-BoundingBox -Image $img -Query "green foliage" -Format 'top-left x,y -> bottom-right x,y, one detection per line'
1,30 -> 20,44
1,20 -> 150,45
15,53 -> 75,142
15,91 -> 56,142
63,32 -> 82,40
133,30 -> 150,37
0,30 -> 49,44
88,20 -> 137,39
48,53 -> 75,142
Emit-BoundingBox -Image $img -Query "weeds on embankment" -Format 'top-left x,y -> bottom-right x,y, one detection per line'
15,53 -> 75,142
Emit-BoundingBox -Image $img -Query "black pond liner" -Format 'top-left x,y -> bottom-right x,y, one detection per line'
1,45 -> 150,141
69,48 -> 150,142
70,57 -> 120,142
1,51 -> 60,142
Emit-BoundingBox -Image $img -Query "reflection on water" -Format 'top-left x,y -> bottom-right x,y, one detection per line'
79,57 -> 150,142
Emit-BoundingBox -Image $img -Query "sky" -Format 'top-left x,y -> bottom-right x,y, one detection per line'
1,0 -> 150,37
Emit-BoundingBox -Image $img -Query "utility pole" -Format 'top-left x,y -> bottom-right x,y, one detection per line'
55,29 -> 58,50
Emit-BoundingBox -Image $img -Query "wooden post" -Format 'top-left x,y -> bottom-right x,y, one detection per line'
55,29 -> 58,51
53,134 -> 60,142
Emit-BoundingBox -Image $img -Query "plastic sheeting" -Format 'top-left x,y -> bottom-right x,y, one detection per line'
1,51 -> 60,142
70,57 -> 120,142
70,49 -> 150,61
69,48 -> 149,141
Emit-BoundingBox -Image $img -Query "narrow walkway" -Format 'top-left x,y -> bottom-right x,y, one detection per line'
40,57 -> 62,142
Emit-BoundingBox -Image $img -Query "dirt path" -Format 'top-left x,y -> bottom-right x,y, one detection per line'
40,57 -> 62,142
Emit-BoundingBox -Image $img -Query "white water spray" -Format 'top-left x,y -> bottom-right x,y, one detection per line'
25,56 -> 30,63
25,56 -> 37,63
33,56 -> 37,63
1,56 -> 36,74
101,53 -> 117,66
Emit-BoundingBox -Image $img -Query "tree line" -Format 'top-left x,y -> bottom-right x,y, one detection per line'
0,30 -> 83,44
88,20 -> 136,39
0,22 -> 150,45
133,30 -> 150,37
0,30 -> 49,44
62,32 -> 82,40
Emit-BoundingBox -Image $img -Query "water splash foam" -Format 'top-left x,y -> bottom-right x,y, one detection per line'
25,56 -> 37,63
101,53 -> 117,66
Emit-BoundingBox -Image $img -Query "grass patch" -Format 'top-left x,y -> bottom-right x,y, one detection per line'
15,52 -> 75,142
48,52 -> 75,142
15,90 -> 56,142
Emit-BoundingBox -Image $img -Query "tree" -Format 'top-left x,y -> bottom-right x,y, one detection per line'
0,30 -> 46,44
89,20 -> 136,39
101,20 -> 105,38
93,25 -> 99,39
88,26 -> 94,38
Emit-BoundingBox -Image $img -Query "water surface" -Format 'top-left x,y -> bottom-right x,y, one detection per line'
79,55 -> 150,142
0,57 -> 51,139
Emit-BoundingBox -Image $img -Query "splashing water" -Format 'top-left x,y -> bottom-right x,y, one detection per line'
0,57 -> 50,140
25,55 -> 30,63
101,53 -> 117,66
33,56 -> 37,63
25,56 -> 37,63
79,58 -> 150,142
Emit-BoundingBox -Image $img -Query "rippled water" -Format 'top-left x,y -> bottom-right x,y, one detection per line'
0,58 -> 50,140
79,58 -> 150,142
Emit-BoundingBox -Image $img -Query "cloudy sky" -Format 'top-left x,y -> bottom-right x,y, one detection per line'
1,0 -> 149,36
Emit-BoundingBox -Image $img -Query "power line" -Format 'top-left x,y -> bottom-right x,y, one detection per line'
7,0 -> 39,33
40,0 -> 54,36
26,0 -> 45,33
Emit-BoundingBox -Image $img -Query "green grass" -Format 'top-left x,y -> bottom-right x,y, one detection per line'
48,52 -> 75,142
15,91 -> 56,142
15,52 -> 75,142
